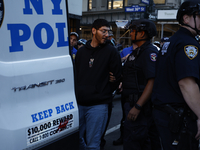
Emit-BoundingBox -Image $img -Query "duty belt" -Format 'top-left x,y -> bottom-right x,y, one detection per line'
153,104 -> 197,121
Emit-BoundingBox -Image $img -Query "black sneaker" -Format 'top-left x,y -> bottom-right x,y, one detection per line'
100,138 -> 106,150
113,136 -> 123,145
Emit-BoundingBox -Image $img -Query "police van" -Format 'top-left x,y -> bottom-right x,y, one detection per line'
0,0 -> 79,149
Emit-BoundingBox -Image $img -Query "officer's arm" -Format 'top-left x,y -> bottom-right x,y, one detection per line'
137,78 -> 154,106
127,78 -> 154,121
178,77 -> 200,140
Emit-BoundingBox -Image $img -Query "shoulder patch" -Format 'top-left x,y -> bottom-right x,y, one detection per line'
150,53 -> 157,62
161,42 -> 170,55
184,45 -> 198,60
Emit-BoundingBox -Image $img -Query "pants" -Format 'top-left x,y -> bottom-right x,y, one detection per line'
153,108 -> 199,150
123,102 -> 161,150
101,102 -> 112,143
123,102 -> 151,150
119,94 -> 126,137
79,104 -> 108,150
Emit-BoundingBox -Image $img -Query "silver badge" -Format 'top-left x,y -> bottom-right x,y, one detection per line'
129,55 -> 135,61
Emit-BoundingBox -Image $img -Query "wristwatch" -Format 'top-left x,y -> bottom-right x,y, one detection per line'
135,103 -> 142,110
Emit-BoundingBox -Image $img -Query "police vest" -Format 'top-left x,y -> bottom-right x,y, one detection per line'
122,50 -> 146,96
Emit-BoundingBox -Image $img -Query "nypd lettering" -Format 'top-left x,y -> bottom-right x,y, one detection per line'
27,113 -> 74,146
161,42 -> 170,55
7,0 -> 68,52
184,45 -> 198,60
31,102 -> 75,123
150,53 -> 157,61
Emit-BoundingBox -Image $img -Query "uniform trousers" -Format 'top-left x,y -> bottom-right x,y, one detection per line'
123,102 -> 161,150
153,108 -> 199,150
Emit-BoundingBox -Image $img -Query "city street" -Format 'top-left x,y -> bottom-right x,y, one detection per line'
103,95 -> 200,150
103,95 -> 123,150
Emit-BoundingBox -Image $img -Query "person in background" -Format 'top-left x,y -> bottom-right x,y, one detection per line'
120,43 -> 138,63
107,30 -> 117,47
108,30 -> 114,40
153,41 -> 160,51
75,18 -> 121,150
116,40 -> 125,53
160,37 -> 169,48
70,32 -> 78,61
77,39 -> 87,50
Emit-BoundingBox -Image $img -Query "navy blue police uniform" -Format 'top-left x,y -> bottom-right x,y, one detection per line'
152,27 -> 200,150
122,40 -> 161,150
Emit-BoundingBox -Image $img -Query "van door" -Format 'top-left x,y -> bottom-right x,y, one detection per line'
0,0 -> 79,149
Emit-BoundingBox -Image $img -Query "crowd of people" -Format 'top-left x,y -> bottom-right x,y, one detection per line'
71,0 -> 200,150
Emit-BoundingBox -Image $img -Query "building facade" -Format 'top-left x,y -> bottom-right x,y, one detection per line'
80,0 -> 183,46
68,0 -> 83,35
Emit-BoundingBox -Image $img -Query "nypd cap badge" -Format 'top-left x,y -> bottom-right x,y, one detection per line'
184,45 -> 198,60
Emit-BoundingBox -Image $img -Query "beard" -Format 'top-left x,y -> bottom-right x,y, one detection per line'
95,31 -> 106,45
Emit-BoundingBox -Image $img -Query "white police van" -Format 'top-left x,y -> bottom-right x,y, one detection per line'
0,0 -> 79,149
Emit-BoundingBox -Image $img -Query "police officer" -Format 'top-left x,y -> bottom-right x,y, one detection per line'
122,19 -> 161,150
77,38 -> 87,50
70,32 -> 78,61
152,1 -> 200,150
160,37 -> 169,48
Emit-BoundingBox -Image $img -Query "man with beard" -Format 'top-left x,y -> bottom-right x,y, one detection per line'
75,19 -> 121,150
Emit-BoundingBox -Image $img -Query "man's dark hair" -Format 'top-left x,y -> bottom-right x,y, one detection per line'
92,19 -> 110,30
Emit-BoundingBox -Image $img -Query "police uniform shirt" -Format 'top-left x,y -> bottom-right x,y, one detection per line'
122,41 -> 158,96
152,27 -> 200,106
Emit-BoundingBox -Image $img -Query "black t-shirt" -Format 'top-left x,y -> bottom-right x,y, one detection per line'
152,27 -> 200,106
122,41 -> 158,96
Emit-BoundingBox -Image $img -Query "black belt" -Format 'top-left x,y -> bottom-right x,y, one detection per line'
154,104 -> 197,120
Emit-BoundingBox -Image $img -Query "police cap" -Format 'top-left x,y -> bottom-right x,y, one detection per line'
70,32 -> 79,40
129,19 -> 157,39
77,39 -> 87,45
177,0 -> 200,24
161,37 -> 169,42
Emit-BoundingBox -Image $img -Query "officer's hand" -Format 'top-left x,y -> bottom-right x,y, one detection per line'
118,82 -> 123,92
127,107 -> 140,121
109,72 -> 116,82
195,119 -> 200,140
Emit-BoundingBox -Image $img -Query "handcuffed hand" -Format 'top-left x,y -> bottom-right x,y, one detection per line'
109,72 -> 116,82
